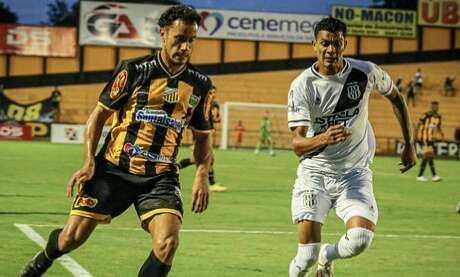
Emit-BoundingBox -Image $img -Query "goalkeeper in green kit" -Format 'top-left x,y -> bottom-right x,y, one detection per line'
255,111 -> 275,156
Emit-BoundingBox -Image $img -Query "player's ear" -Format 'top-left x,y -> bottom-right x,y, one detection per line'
312,38 -> 318,52
160,27 -> 167,44
343,38 -> 348,51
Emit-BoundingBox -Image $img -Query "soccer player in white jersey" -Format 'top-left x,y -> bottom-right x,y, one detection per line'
287,17 -> 417,277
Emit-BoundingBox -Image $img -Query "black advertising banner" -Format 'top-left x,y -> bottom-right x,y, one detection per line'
0,90 -> 60,137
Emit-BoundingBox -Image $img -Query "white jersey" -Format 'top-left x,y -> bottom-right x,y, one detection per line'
287,58 -> 393,174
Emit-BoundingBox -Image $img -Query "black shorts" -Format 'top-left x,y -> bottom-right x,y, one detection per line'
70,159 -> 183,225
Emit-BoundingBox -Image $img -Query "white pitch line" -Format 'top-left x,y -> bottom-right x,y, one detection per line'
20,223 -> 460,240
15,224 -> 93,277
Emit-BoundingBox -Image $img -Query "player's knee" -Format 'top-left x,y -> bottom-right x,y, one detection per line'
154,234 -> 179,263
292,243 -> 320,273
343,228 -> 374,257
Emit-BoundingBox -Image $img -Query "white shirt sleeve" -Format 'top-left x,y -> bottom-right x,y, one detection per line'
287,79 -> 311,128
370,63 -> 393,96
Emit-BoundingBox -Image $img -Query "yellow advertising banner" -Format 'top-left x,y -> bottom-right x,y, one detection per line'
332,6 -> 416,38
418,0 -> 460,27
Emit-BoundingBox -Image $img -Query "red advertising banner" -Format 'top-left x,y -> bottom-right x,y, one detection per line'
0,24 -> 76,57
0,124 -> 32,140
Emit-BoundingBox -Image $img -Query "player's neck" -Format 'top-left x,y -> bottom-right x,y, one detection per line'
159,49 -> 187,75
317,58 -> 344,76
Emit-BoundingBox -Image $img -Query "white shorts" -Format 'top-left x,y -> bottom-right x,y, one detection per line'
291,165 -> 378,225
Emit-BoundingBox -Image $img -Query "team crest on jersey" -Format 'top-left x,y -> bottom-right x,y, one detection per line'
188,94 -> 200,109
74,196 -> 98,208
110,70 -> 128,99
346,81 -> 361,100
163,87 -> 179,103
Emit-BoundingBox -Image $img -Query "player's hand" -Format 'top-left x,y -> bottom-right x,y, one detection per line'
323,124 -> 351,145
67,159 -> 96,198
191,175 -> 209,213
399,143 -> 417,173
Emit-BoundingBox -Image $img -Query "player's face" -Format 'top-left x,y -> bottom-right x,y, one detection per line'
432,103 -> 439,112
313,30 -> 347,74
161,20 -> 197,66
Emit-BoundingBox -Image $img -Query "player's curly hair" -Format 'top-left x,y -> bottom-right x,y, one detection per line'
158,5 -> 201,28
314,17 -> 347,38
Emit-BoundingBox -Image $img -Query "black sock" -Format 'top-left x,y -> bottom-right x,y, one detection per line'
45,228 -> 66,260
138,251 -> 171,277
178,158 -> 194,169
208,165 -> 215,185
418,158 -> 427,177
428,158 -> 436,176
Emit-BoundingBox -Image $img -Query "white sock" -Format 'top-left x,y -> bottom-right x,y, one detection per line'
289,243 -> 321,277
323,227 -> 374,262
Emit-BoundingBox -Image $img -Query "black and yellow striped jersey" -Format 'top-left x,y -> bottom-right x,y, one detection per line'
98,51 -> 213,176
418,111 -> 442,143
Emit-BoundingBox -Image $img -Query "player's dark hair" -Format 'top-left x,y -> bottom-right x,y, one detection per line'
158,5 -> 201,28
432,101 -> 439,105
314,17 -> 347,38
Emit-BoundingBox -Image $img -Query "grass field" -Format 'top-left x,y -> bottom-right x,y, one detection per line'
1,140 -> 459,277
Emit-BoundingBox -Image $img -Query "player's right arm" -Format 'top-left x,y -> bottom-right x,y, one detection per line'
67,106 -> 113,197
67,61 -> 135,197
291,125 -> 350,157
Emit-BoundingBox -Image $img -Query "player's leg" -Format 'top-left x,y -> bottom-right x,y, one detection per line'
138,214 -> 181,277
318,168 -> 378,276
427,151 -> 441,181
136,173 -> 183,277
208,157 -> 227,192
289,168 -> 330,277
417,144 -> 432,181
19,216 -> 98,277
267,135 -> 275,156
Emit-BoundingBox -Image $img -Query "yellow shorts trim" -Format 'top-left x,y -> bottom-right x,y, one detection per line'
97,102 -> 117,112
70,210 -> 112,224
140,208 -> 183,222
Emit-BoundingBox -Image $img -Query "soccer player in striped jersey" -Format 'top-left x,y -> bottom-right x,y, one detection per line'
287,17 -> 416,277
416,101 -> 444,182
20,5 -> 212,277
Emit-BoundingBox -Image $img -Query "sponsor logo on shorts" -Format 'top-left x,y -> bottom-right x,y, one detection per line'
74,196 -> 98,208
135,107 -> 184,133
123,143 -> 174,163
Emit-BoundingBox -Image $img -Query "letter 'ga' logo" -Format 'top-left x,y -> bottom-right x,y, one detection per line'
74,196 -> 98,208
110,70 -> 128,99
163,87 -> 179,103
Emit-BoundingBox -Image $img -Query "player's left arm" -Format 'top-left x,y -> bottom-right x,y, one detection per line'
191,129 -> 212,213
372,63 -> 416,172
385,84 -> 417,173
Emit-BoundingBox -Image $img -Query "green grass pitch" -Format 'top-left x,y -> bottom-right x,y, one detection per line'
1,141 -> 459,276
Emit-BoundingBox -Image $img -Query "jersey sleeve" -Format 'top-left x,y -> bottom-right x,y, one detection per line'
98,61 -> 136,111
287,79 -> 311,128
189,79 -> 214,132
370,63 -> 393,96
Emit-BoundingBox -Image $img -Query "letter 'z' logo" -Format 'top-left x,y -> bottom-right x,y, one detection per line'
199,11 -> 224,36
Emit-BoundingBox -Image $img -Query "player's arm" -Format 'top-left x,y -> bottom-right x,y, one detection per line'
385,87 -> 417,172
191,130 -> 212,213
67,105 -> 113,197
291,125 -> 350,157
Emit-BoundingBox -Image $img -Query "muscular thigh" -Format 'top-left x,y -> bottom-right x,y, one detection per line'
335,168 -> 378,225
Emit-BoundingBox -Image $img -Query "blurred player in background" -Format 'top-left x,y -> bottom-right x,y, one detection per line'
233,119 -> 245,148
416,101 -> 444,182
287,17 -> 416,277
178,85 -> 227,192
20,5 -> 212,277
255,111 -> 275,156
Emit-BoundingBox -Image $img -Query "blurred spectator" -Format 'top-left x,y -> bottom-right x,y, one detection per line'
233,120 -> 245,148
444,76 -> 456,96
415,68 -> 423,90
51,85 -> 62,122
406,80 -> 417,107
